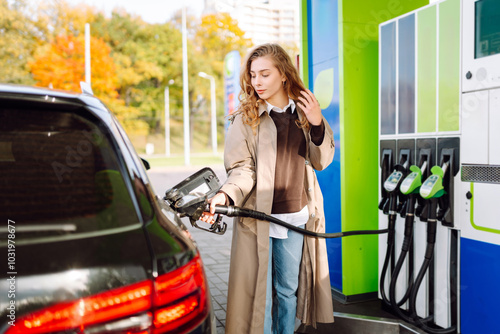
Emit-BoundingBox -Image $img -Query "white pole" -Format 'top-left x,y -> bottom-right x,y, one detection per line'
199,72 -> 217,155
165,79 -> 174,157
85,23 -> 91,84
182,7 -> 190,166
210,76 -> 217,155
165,86 -> 170,157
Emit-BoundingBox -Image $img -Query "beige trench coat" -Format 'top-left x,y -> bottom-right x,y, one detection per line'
220,102 -> 335,334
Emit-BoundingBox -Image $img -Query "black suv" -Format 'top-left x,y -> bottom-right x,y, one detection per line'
0,84 -> 215,334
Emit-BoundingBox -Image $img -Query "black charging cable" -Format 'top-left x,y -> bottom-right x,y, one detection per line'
210,205 -> 389,239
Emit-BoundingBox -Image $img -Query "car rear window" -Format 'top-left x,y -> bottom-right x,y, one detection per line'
0,106 -> 140,238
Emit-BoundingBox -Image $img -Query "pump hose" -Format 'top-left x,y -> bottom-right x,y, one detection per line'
389,216 -> 413,306
212,205 -> 389,239
389,194 -> 417,319
388,214 -> 416,322
408,200 -> 457,334
379,213 -> 396,306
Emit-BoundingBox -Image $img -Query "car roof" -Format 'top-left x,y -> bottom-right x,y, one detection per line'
0,83 -> 80,98
0,83 -> 114,124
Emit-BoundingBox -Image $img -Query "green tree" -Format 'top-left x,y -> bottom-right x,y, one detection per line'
0,0 -> 38,83
35,0 -> 97,40
193,13 -> 252,145
91,11 -> 185,133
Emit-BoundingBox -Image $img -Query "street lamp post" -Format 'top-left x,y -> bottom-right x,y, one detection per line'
165,79 -> 174,157
182,6 -> 190,166
198,72 -> 217,155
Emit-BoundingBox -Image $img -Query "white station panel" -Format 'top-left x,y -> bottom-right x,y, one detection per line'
461,182 -> 500,246
461,91 -> 489,164
473,183 -> 500,232
490,89 -> 500,164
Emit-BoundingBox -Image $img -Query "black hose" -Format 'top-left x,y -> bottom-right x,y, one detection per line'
389,194 -> 416,317
379,213 -> 396,306
212,205 -> 389,239
389,197 -> 435,326
390,232 -> 414,307
388,217 -> 414,322
395,218 -> 415,306
408,199 -> 457,334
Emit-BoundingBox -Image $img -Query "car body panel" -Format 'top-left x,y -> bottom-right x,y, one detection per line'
0,84 -> 214,334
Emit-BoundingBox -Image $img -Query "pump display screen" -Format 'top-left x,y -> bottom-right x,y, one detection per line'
475,0 -> 500,59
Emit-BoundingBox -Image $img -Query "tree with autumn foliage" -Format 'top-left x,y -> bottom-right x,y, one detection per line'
195,12 -> 251,74
29,34 -> 117,96
1,0 -> 256,151
194,12 -> 252,99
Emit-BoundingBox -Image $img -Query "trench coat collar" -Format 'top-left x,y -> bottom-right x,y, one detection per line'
258,102 -> 267,117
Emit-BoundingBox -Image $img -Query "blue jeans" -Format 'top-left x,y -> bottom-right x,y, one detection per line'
264,227 -> 305,334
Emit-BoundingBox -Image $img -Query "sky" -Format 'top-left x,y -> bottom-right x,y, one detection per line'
64,0 -> 206,24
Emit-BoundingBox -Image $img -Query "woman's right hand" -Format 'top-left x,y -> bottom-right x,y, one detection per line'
200,192 -> 228,224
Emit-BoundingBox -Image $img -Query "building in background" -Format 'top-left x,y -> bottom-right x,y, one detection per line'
203,0 -> 300,49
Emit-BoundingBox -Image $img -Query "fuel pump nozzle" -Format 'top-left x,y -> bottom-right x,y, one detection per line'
407,161 -> 457,334
420,163 -> 448,201
380,159 -> 409,307
388,162 -> 427,321
163,167 -> 228,235
401,162 -> 427,193
399,162 -> 427,236
383,160 -> 410,215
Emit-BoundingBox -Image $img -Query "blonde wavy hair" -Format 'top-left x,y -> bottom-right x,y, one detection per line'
236,43 -> 310,132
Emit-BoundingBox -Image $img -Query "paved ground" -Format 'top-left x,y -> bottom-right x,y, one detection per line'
147,164 -> 230,333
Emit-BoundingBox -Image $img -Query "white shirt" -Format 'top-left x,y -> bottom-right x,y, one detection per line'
269,205 -> 309,239
265,98 -> 296,114
265,98 -> 308,239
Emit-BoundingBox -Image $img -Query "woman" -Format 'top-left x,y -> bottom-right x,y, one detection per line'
202,43 -> 335,333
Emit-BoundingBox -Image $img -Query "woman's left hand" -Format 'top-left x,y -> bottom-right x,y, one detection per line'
297,89 -> 322,126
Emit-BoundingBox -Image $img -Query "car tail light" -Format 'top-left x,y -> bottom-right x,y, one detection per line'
152,254 -> 207,333
7,254 -> 209,334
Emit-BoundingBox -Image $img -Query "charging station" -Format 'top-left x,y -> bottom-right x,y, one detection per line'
378,0 -> 500,332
